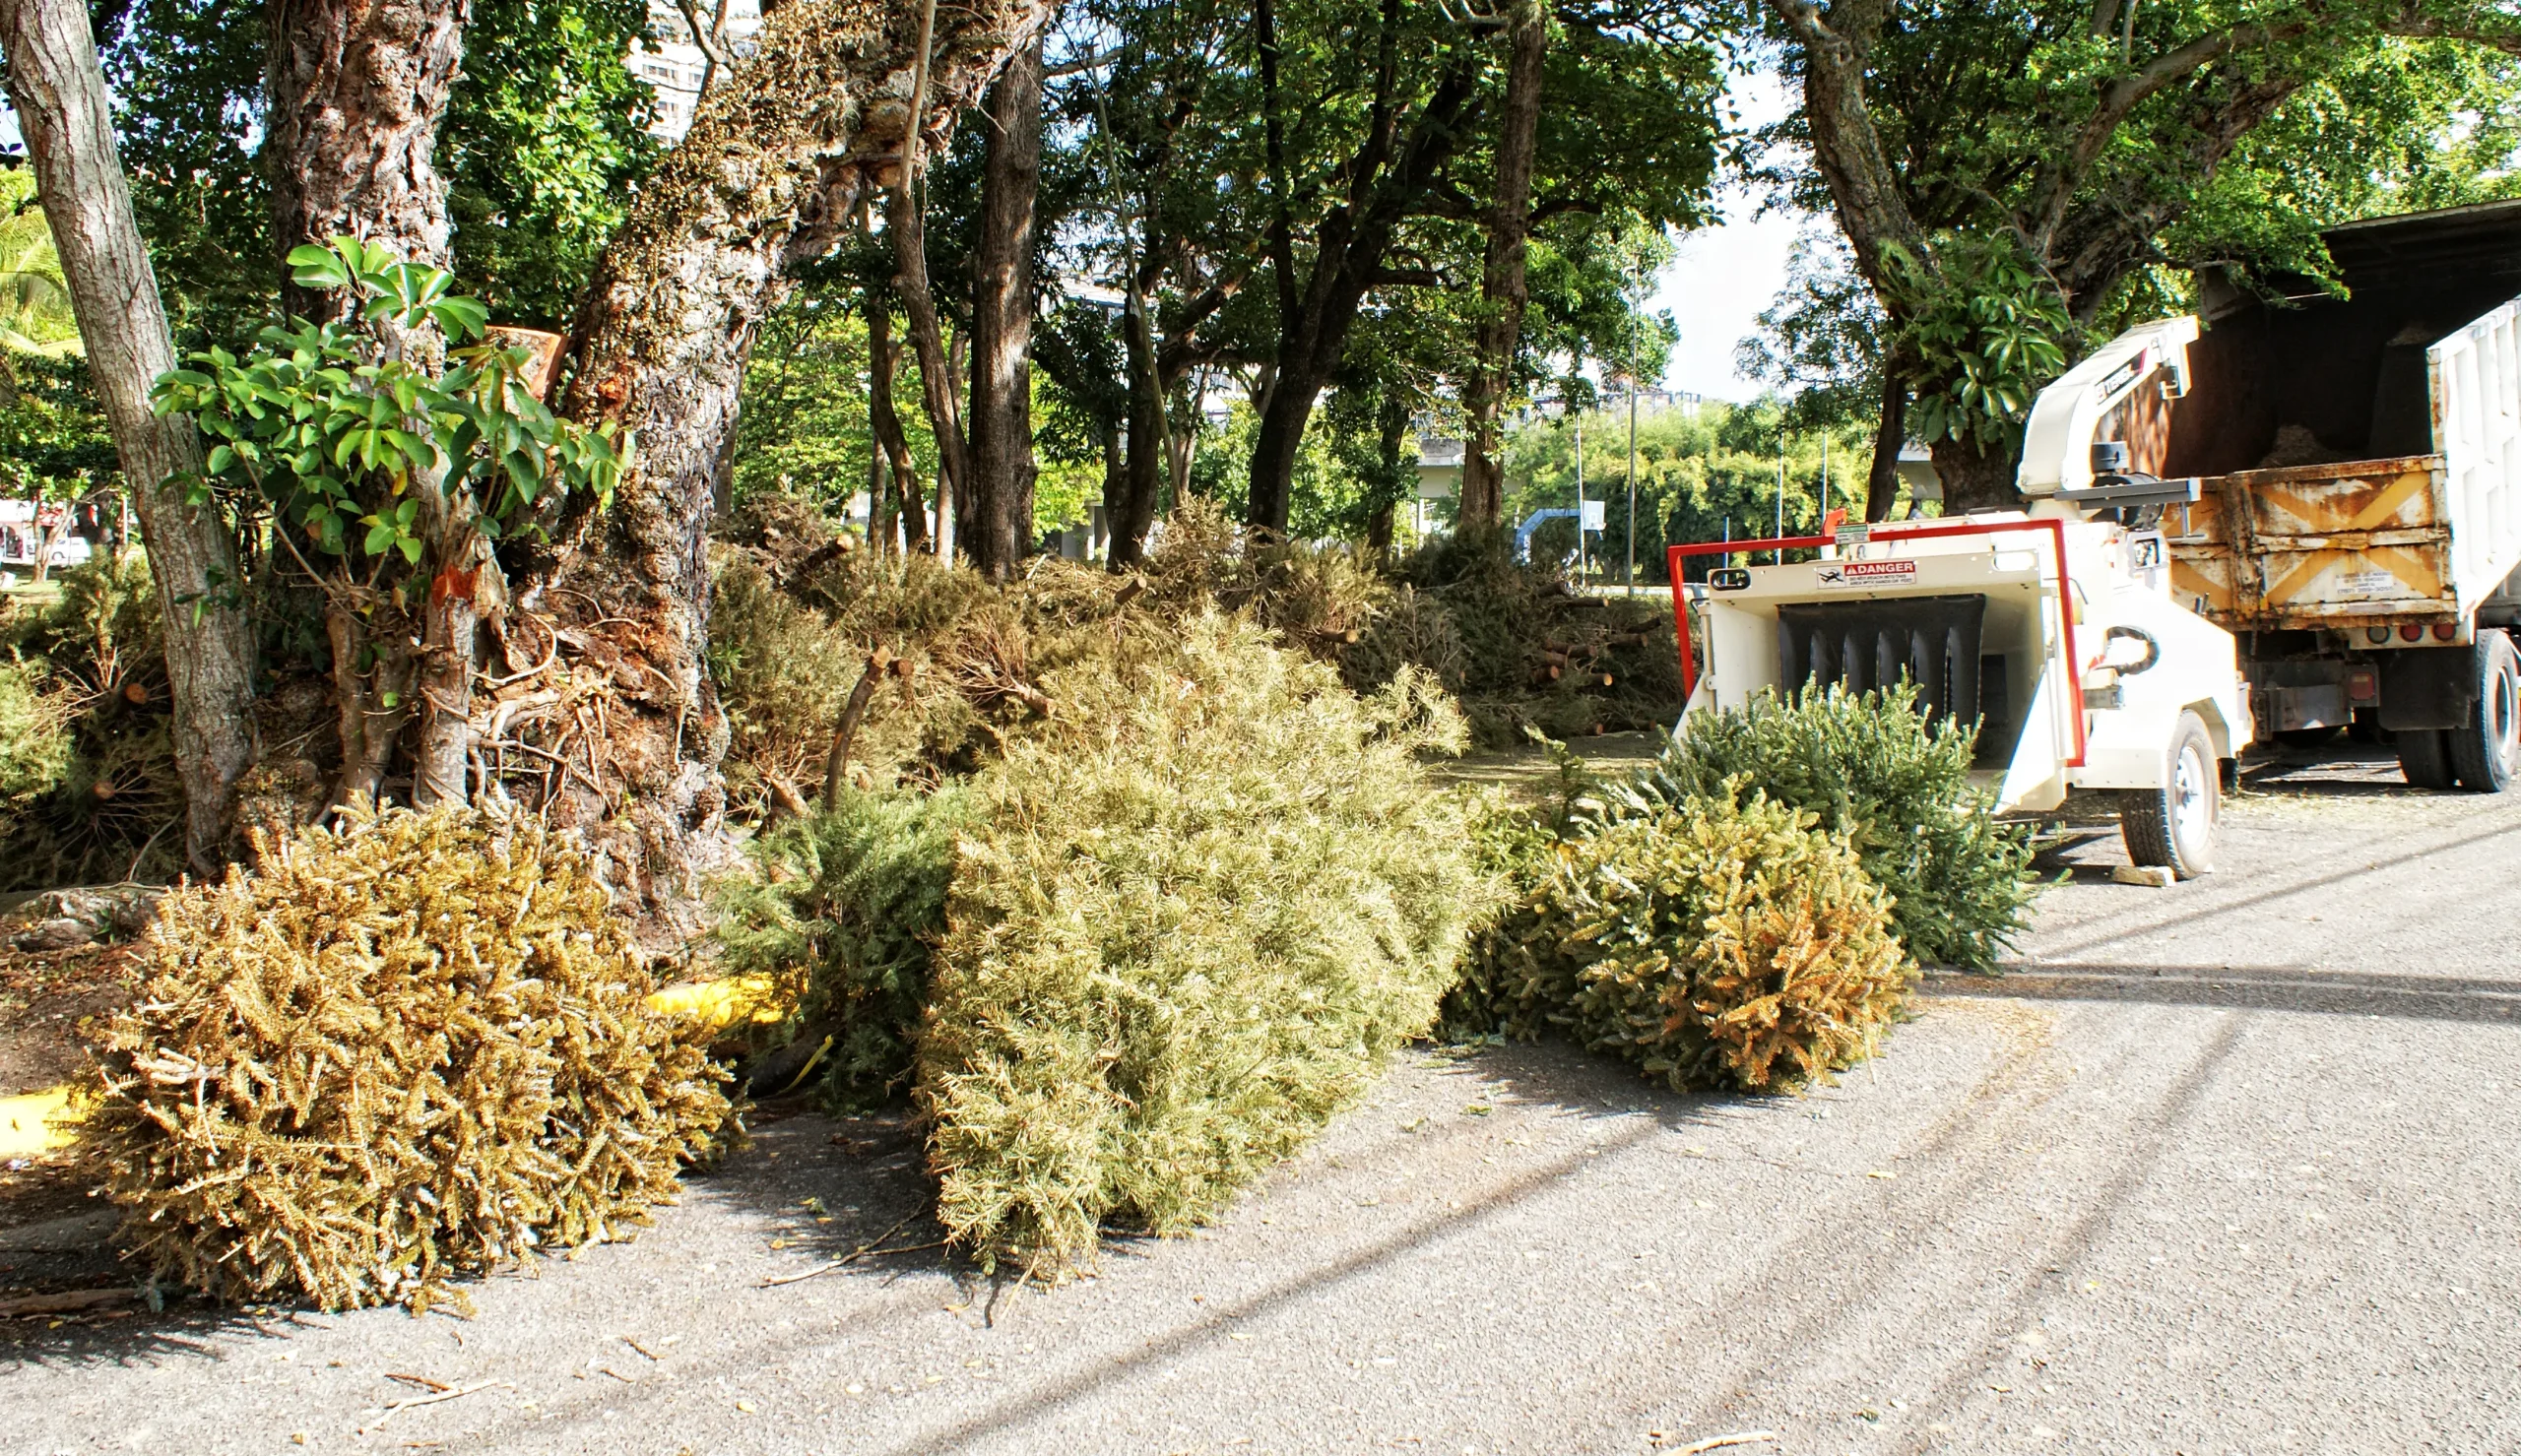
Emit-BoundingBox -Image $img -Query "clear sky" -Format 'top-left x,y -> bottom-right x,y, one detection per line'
1648,192 -> 1805,403
1644,71 -> 1809,404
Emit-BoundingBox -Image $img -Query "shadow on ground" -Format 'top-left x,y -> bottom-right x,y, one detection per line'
1934,964 -> 2521,1024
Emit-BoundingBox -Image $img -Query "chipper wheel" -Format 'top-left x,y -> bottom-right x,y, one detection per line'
2120,711 -> 2220,878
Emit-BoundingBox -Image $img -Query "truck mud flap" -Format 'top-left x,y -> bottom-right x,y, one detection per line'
1777,594 -> 1988,727
2378,645 -> 2482,731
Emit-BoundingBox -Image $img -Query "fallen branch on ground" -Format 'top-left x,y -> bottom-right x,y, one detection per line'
0,1287 -> 142,1318
1669,1432 -> 1778,1455
759,1212 -> 927,1287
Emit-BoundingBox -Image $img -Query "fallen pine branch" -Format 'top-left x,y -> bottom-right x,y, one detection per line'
369,1379 -> 513,1427
0,1286 -> 142,1318
1669,1431 -> 1778,1454
759,1212 -> 927,1288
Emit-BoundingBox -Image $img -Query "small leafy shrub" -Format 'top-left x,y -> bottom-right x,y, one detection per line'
916,614 -> 1484,1277
91,804 -> 733,1313
712,784 -> 975,1105
1497,786 -> 1912,1092
1650,685 -> 2037,969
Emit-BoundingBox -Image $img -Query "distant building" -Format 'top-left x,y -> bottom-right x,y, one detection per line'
628,0 -> 764,143
1415,437 -> 1463,500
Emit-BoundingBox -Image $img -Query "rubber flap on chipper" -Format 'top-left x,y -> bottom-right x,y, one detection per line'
1777,594 -> 1988,725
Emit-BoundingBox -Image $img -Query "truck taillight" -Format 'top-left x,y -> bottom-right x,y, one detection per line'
2431,622 -> 2459,641
2366,626 -> 2392,645
2347,669 -> 2377,703
2400,624 -> 2425,643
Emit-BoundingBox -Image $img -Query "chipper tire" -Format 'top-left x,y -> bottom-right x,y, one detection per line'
2120,711 -> 2220,878
2447,631 -> 2521,792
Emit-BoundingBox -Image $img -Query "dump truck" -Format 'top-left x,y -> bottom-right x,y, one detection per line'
2147,199 -> 2521,790
1670,317 -> 2255,877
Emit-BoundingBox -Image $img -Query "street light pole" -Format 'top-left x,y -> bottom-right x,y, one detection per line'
1775,435 -> 1786,564
1624,382 -> 1639,596
1574,416 -> 1585,584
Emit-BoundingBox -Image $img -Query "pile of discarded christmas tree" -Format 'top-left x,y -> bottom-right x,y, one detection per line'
73,505 -> 2034,1306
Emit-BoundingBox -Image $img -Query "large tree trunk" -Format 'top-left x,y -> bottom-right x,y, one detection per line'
1244,360 -> 1326,537
1864,363 -> 1907,522
1245,0 -> 1480,538
1456,0 -> 1543,528
268,0 -> 479,805
266,0 -> 469,324
1109,285 -> 1167,568
0,0 -> 260,875
866,299 -> 929,553
964,31 -> 1043,580
1928,433 -> 2020,514
541,0 -> 1050,913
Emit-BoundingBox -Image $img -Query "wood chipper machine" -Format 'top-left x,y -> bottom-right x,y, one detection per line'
1668,318 -> 2254,877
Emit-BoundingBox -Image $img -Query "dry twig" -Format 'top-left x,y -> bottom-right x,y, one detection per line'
759,1212 -> 926,1287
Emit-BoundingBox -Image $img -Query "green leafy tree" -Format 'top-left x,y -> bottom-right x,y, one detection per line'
1756,0 -> 2521,508
442,0 -> 664,329
101,0 -> 662,336
1502,395 -> 1875,579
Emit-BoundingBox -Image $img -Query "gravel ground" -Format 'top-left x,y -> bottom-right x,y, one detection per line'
4,745 -> 2517,1456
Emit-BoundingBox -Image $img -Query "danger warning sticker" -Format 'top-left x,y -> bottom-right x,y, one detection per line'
1815,559 -> 1918,589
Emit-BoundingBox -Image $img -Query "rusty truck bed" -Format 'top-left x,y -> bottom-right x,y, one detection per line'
2168,454 -> 2454,629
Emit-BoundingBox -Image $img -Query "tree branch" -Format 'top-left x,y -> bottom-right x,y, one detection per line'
2381,12 -> 2521,55
1767,0 -> 1926,287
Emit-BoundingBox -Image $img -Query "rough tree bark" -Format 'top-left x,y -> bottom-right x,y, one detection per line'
0,0 -> 261,874
965,30 -> 1043,579
541,0 -> 1052,912
266,0 -> 469,322
1456,0 -> 1543,529
267,0 -> 479,805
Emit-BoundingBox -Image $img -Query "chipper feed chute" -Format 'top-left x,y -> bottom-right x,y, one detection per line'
1670,318 -> 2255,878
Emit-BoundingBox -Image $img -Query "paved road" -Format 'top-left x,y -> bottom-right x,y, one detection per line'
5,748 -> 2518,1455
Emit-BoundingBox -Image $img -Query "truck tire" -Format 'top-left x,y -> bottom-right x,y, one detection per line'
2399,728 -> 2458,789
2447,631 -> 2521,791
2120,711 -> 2220,878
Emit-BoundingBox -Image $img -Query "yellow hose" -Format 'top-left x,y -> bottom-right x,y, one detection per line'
0,1084 -> 84,1158
643,974 -> 795,1040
